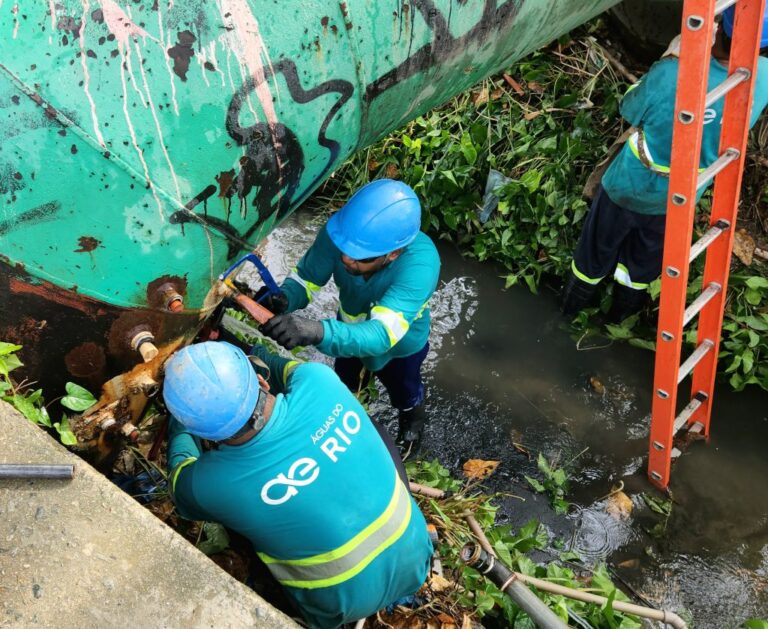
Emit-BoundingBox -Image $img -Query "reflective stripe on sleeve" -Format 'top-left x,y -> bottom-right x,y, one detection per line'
283,360 -> 299,383
614,263 -> 649,290
170,456 -> 197,493
571,260 -> 603,285
288,268 -> 322,304
258,471 -> 412,589
370,305 -> 410,346
339,306 -> 368,324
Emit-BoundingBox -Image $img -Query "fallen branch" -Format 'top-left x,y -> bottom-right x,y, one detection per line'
587,37 -> 639,84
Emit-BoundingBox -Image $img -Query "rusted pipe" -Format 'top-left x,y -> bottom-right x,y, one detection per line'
411,480 -> 687,628
0,464 -> 74,479
462,543 -> 568,629
130,331 -> 159,362
409,481 -> 448,499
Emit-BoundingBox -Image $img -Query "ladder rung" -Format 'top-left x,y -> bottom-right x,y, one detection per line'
714,0 -> 738,15
705,68 -> 751,108
689,219 -> 730,263
683,282 -> 722,326
671,447 -> 683,459
678,339 -> 715,383
697,148 -> 740,190
673,391 -> 709,433
689,421 -> 704,434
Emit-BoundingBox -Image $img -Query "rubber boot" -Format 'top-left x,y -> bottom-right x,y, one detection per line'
560,271 -> 601,316
396,404 -> 428,459
608,284 -> 649,322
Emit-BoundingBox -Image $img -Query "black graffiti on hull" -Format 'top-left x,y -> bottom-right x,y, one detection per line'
180,0 -> 522,254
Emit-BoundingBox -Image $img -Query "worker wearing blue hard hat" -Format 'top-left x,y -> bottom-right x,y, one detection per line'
163,341 -> 432,629
562,2 -> 768,321
260,179 -> 441,453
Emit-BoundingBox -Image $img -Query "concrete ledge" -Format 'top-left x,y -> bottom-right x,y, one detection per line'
0,402 -> 297,629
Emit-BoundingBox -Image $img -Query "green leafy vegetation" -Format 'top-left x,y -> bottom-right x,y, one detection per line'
0,342 -> 77,445
524,452 -> 571,515
314,23 -> 768,391
403,459 -> 641,628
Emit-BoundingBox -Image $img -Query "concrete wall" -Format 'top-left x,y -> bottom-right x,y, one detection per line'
0,402 -> 297,629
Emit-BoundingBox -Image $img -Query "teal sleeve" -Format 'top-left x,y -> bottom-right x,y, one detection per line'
317,318 -> 393,358
280,277 -> 309,313
281,225 -> 337,312
166,417 -> 209,521
748,57 -> 768,127
249,343 -> 300,394
317,254 -> 439,358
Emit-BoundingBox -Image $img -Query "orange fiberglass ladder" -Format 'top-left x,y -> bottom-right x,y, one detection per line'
648,0 -> 766,490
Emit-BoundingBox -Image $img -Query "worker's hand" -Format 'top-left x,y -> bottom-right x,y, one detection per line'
261,314 -> 323,349
253,287 -> 289,315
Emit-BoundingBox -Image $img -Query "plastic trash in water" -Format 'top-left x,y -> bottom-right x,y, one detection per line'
478,169 -> 512,223
112,469 -> 167,504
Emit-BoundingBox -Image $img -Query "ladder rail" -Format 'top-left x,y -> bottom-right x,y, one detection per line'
648,0 -> 717,490
689,0 -> 767,433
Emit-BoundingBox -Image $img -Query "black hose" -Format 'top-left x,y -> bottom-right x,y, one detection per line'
0,464 -> 75,479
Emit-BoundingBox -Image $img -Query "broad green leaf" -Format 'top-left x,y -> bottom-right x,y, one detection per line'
743,620 -> 768,629
0,342 -> 22,356
54,417 -> 78,445
746,315 -> 768,331
742,349 -> 754,374
745,276 -> 768,290
61,382 -> 97,412
746,288 -> 763,306
0,353 -> 23,374
525,475 -> 545,493
196,522 -> 230,556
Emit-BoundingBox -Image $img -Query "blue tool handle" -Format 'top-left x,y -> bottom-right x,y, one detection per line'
218,254 -> 282,302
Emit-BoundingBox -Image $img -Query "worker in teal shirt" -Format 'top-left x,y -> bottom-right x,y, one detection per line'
163,341 -> 432,629
259,179 -> 441,452
563,5 -> 768,320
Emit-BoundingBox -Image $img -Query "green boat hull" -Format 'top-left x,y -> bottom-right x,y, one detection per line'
0,0 -> 619,395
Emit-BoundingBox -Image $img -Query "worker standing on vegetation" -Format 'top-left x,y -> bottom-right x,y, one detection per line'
562,6 -> 768,321
259,179 -> 441,454
163,341 -> 432,629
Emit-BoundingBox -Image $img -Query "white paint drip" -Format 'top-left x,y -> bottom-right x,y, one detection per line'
48,0 -> 56,44
207,41 -> 226,88
118,39 -> 164,219
196,45 -> 211,87
12,3 -> 19,39
156,2 -> 180,116
133,39 -> 182,205
78,2 -> 107,147
124,49 -> 148,108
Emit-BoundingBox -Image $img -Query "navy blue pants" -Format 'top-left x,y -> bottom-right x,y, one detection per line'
573,185 -> 666,290
334,342 -> 429,411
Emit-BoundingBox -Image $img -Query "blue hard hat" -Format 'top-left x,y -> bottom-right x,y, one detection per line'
722,2 -> 768,48
327,179 -> 421,259
163,341 -> 260,441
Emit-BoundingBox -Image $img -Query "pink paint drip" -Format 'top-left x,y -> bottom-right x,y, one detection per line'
99,0 -> 151,48
220,0 -> 285,197
12,3 -> 19,39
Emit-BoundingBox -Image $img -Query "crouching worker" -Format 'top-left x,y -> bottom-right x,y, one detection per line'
163,341 -> 432,629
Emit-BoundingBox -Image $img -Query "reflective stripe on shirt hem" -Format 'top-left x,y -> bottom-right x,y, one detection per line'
258,471 -> 412,589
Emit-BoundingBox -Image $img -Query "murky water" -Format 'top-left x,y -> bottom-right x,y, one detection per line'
262,210 -> 768,626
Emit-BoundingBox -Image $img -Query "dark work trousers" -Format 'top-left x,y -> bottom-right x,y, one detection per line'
334,342 -> 429,412
573,185 -> 667,290
370,418 -> 408,485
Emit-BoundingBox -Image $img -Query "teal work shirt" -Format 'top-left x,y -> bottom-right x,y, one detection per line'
167,354 -> 432,629
280,226 -> 440,372
602,55 -> 768,215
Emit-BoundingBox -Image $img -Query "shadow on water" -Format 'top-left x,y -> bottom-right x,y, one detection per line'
265,211 -> 768,626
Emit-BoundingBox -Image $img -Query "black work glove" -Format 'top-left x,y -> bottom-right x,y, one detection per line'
261,314 -> 324,349
253,287 -> 289,315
